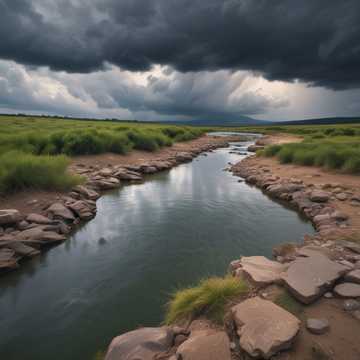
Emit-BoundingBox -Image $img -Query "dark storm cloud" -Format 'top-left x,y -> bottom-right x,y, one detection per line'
0,0 -> 360,89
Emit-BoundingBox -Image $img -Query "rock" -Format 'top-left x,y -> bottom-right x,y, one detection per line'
6,241 -> 40,258
333,283 -> 360,298
26,213 -> 54,225
281,252 -> 348,304
238,256 -> 288,286
73,185 -> 100,200
47,203 -> 76,222
306,318 -> 330,335
330,211 -> 349,221
345,270 -> 360,284
335,240 -> 360,254
353,310 -> 360,320
310,190 -> 330,203
176,330 -> 231,360
98,168 -> 113,177
17,220 -> 30,230
0,248 -> 18,270
105,327 -> 173,360
247,145 -> 264,152
174,334 -> 188,347
67,200 -> 95,220
17,226 -> 66,245
0,209 -> 21,225
324,292 -> 333,299
343,299 -> 360,311
336,193 -> 348,201
232,297 -> 300,359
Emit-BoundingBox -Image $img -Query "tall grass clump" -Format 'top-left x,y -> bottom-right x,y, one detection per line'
0,151 -> 82,194
165,276 -> 248,325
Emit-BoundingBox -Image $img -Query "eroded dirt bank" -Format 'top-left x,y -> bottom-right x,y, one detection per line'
0,135 -> 236,274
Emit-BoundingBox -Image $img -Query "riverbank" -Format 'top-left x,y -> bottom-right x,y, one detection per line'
0,135 -> 237,274
103,133 -> 360,360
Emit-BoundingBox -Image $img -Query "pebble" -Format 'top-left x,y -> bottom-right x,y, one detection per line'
324,292 -> 333,299
343,299 -> 360,312
306,318 -> 330,335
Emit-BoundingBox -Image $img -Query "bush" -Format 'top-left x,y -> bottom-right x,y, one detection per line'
0,151 -> 82,193
165,276 -> 248,324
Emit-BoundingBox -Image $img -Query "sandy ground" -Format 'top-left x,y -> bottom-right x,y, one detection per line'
0,135 -> 235,216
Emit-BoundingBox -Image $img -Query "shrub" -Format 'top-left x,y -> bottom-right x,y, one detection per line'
0,151 -> 82,193
165,276 -> 248,325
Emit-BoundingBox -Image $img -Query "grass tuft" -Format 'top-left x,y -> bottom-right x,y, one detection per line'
0,151 -> 82,194
165,276 -> 248,325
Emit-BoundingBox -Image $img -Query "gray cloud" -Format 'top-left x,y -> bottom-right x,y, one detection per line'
0,0 -> 359,89
0,60 -> 289,120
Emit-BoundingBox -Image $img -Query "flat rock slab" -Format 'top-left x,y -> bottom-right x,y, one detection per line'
306,318 -> 330,335
334,283 -> 360,298
238,256 -> 288,286
232,297 -> 300,359
176,330 -> 231,360
105,327 -> 173,360
281,252 -> 348,304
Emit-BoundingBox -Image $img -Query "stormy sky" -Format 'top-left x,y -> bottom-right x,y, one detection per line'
0,0 -> 360,121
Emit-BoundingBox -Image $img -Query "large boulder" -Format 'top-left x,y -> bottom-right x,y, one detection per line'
17,226 -> 66,246
176,330 -> 231,360
237,256 -> 288,286
105,327 -> 173,360
0,209 -> 21,226
281,252 -> 348,304
232,297 -> 300,359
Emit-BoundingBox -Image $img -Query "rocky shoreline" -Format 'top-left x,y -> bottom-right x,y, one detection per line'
0,136 -> 234,275
102,136 -> 360,360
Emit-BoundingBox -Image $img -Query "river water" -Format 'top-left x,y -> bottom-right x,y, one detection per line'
0,137 -> 314,360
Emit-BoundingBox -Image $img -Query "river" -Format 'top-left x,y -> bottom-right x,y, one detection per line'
0,137 -> 314,360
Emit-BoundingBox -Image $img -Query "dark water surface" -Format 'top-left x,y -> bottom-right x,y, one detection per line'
0,140 -> 314,360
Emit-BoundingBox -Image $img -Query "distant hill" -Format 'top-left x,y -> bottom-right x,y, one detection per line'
164,116 -> 271,127
275,117 -> 360,126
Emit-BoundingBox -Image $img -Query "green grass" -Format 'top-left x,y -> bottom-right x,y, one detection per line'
0,115 -> 207,193
0,151 -> 82,193
274,290 -> 303,316
263,140 -> 360,174
165,276 -> 248,325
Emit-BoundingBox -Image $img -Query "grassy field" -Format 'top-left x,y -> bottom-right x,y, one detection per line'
1,115 -> 359,194
0,115 -> 207,194
236,123 -> 360,174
